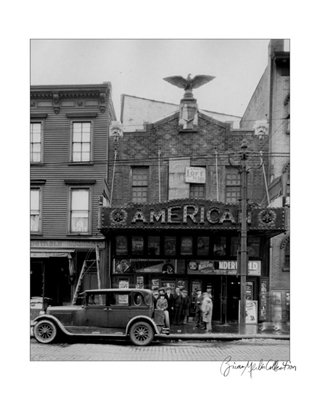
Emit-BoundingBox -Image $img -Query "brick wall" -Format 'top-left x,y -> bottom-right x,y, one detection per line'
108,111 -> 268,206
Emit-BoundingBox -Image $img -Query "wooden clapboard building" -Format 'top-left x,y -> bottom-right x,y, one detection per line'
30,83 -> 116,307
98,85 -> 287,324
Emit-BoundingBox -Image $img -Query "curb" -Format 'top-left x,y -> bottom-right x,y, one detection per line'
158,333 -> 290,341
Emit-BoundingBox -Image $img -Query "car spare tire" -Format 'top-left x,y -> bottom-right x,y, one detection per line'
129,321 -> 154,346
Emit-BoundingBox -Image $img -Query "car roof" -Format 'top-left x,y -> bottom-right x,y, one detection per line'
82,288 -> 153,295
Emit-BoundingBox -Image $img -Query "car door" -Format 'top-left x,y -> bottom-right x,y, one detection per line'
103,292 -> 131,328
85,294 -> 109,328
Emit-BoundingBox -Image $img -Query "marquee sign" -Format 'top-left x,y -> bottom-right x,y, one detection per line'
99,200 -> 286,232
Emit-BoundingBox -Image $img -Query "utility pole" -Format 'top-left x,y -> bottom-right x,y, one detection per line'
239,139 -> 249,330
229,138 -> 249,330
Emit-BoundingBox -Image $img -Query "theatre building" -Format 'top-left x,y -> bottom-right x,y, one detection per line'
98,89 -> 287,323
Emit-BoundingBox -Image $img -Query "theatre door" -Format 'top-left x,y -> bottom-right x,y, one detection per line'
197,276 -> 240,323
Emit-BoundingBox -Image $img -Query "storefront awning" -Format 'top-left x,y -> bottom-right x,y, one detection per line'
30,249 -> 75,258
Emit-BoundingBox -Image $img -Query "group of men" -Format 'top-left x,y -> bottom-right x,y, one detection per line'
154,287 -> 213,332
154,287 -> 190,325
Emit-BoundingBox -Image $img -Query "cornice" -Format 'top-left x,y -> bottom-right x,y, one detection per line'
30,90 -> 102,100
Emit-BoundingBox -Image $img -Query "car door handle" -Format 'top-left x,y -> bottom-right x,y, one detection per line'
103,307 -> 112,311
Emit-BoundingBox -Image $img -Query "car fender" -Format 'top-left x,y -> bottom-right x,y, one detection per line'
32,315 -> 74,336
125,316 -> 160,335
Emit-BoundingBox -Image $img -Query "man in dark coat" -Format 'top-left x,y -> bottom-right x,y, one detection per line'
181,290 -> 191,324
165,287 -> 174,322
173,287 -> 183,325
194,289 -> 204,328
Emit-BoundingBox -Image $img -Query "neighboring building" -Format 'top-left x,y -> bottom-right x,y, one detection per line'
120,94 -> 241,132
30,83 -> 116,306
240,39 -> 290,322
98,86 -> 287,324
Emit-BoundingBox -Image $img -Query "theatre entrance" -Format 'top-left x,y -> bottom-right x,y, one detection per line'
201,276 -> 240,323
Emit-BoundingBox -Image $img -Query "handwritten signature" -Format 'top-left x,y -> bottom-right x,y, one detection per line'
220,356 -> 297,378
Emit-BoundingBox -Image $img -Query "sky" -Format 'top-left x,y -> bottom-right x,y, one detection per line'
31,39 -> 270,119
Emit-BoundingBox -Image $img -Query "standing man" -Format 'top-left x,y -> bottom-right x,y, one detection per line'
181,290 -> 191,324
165,287 -> 174,323
201,292 -> 213,332
173,287 -> 183,325
194,289 -> 203,328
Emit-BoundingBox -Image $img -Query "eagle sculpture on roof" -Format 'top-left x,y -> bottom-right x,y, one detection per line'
163,74 -> 215,95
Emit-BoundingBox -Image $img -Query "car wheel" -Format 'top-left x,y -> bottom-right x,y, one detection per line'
129,321 -> 154,346
34,320 -> 57,344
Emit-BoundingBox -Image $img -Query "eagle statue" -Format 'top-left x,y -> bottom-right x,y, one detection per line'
163,74 -> 215,96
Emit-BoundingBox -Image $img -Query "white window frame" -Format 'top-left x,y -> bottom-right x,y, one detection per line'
30,187 -> 42,234
30,121 -> 43,163
71,121 -> 93,163
68,187 -> 92,235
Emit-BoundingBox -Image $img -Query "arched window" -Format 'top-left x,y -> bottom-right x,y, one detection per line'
280,236 -> 290,271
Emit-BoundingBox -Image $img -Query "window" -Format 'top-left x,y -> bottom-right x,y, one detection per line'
281,236 -> 290,271
72,122 -> 91,162
285,240 -> 290,270
30,122 -> 42,163
132,167 -> 148,203
70,189 -> 90,233
190,184 -> 206,199
226,168 -> 240,203
30,189 -> 41,233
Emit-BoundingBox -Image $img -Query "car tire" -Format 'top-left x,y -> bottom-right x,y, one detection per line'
129,321 -> 154,346
34,320 -> 57,344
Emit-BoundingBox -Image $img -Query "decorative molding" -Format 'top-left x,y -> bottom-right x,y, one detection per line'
53,93 -> 60,114
66,112 -> 98,119
280,235 -> 290,249
64,179 -> 96,185
253,120 -> 268,136
30,113 -> 48,119
31,179 -> 46,185
282,161 -> 290,174
109,122 -> 123,145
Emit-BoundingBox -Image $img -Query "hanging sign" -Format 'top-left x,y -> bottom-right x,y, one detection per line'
185,167 -> 206,183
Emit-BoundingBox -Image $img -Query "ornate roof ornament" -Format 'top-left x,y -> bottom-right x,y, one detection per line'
163,74 -> 215,98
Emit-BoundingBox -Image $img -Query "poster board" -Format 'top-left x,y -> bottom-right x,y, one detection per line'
239,300 -> 258,324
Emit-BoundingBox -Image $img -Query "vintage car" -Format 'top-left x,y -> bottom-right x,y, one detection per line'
32,289 -> 170,346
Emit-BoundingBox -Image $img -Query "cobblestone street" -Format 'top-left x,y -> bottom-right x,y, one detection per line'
30,338 -> 289,361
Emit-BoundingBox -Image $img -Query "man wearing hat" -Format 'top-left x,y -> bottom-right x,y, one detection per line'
201,292 -> 213,332
194,289 -> 204,328
165,287 -> 174,322
173,287 -> 183,325
181,290 -> 191,324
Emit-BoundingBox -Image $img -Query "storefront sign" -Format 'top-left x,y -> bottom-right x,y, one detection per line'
114,259 -> 177,274
185,167 -> 206,183
187,260 -> 261,275
136,276 -> 144,289
101,200 -> 286,232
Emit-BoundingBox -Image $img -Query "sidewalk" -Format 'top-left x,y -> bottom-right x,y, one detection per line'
165,321 -> 290,340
